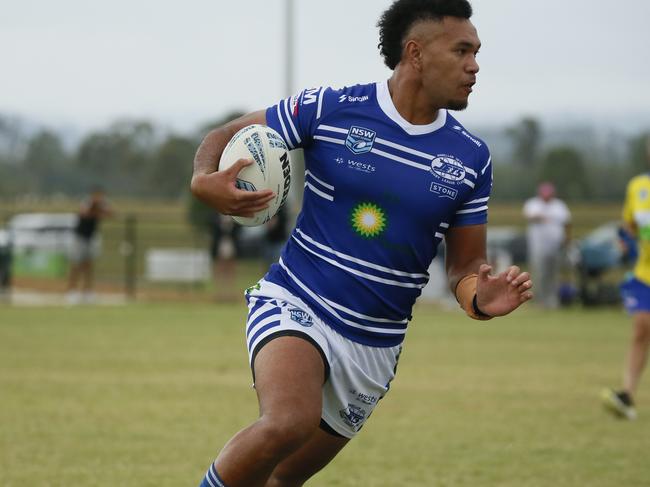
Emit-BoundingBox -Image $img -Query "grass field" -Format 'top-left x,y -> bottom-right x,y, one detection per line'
1,302 -> 649,487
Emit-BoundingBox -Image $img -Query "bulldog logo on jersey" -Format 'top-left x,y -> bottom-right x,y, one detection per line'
345,126 -> 376,155
430,155 -> 466,183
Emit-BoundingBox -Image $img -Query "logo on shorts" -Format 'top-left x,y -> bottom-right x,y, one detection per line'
289,308 -> 313,327
245,282 -> 261,295
349,388 -> 378,405
339,404 -> 367,430
358,392 -> 378,405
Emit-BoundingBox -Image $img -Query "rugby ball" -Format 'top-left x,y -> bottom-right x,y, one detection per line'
219,124 -> 292,226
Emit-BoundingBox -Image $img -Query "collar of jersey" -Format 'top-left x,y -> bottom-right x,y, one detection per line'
375,80 -> 447,136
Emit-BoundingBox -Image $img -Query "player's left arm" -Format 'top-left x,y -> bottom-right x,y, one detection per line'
445,142 -> 532,319
445,223 -> 533,319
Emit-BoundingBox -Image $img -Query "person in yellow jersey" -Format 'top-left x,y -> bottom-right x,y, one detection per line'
603,135 -> 650,420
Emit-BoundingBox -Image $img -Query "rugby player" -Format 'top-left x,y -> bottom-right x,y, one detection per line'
191,1 -> 533,485
603,135 -> 650,420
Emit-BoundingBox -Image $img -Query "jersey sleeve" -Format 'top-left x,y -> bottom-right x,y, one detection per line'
452,146 -> 493,227
265,87 -> 329,150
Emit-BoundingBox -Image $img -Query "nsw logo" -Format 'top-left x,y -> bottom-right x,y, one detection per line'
289,308 -> 313,327
345,126 -> 376,155
302,87 -> 320,105
430,155 -> 466,183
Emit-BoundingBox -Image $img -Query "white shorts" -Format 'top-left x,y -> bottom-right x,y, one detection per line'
245,280 -> 402,439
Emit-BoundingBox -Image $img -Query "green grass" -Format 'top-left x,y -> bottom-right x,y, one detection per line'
1,303 -> 648,486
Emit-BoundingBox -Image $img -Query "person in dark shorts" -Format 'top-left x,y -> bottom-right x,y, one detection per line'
66,187 -> 113,304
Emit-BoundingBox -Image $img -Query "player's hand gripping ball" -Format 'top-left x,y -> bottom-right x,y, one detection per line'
219,124 -> 292,226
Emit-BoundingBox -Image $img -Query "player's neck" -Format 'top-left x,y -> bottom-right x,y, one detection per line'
387,70 -> 439,125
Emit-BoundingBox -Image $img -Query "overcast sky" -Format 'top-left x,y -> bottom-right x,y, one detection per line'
1,0 -> 649,135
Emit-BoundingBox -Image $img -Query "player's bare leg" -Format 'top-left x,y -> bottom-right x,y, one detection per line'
265,427 -> 349,487
80,260 -> 93,293
210,336 -> 326,487
602,311 -> 650,419
66,263 -> 81,292
623,311 -> 650,396
214,257 -> 237,302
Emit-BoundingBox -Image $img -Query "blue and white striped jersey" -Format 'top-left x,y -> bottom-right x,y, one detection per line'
264,80 -> 492,347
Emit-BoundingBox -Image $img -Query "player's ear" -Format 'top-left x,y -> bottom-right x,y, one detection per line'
403,39 -> 423,71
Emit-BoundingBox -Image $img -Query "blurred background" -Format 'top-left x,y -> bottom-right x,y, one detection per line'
0,0 -> 648,305
2,2 -> 650,486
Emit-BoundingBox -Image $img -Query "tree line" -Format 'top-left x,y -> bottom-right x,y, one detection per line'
0,114 -> 239,200
495,117 -> 648,202
0,113 -> 648,204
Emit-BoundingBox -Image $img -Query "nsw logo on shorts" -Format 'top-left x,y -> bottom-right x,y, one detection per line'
289,308 -> 313,327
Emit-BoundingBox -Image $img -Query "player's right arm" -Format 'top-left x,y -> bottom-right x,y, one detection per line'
190,110 -> 276,218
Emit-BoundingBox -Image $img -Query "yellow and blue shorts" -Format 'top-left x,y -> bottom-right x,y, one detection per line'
621,276 -> 650,314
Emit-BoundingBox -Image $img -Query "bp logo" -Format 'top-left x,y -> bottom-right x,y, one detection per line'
289,308 -> 313,327
345,126 -> 376,155
430,155 -> 466,183
350,202 -> 387,238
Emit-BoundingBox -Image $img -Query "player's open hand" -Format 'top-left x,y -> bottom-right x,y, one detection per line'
190,158 -> 275,217
475,264 -> 533,317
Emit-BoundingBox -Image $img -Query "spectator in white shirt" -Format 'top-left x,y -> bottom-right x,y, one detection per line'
523,182 -> 571,308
